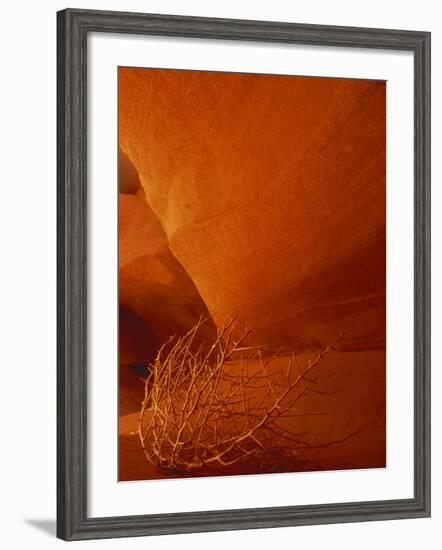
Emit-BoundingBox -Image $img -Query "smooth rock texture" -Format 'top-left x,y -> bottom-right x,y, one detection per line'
118,152 -> 217,424
119,192 -> 216,361
118,68 -> 386,481
119,68 -> 386,352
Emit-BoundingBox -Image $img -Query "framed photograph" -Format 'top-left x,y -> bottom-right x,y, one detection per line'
57,8 -> 431,541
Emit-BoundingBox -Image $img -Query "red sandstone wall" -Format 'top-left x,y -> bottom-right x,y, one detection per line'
119,68 -> 386,352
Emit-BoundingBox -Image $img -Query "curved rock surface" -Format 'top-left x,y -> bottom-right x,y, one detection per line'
119,192 -> 216,357
118,151 -> 217,411
119,69 -> 386,352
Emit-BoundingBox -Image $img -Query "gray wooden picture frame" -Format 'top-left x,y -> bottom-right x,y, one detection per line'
57,8 -> 431,541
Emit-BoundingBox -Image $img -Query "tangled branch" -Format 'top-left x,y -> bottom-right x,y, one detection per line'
138,318 -> 342,474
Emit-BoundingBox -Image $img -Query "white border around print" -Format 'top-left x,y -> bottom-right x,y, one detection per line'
88,32 -> 414,518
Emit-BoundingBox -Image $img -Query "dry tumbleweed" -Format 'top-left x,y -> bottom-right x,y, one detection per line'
138,317 -> 345,474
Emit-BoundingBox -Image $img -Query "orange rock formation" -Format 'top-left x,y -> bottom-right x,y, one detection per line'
119,68 -> 385,353
118,68 -> 386,480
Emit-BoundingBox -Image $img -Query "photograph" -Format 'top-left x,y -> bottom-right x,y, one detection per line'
0,1 -> 435,547
118,67 -> 387,482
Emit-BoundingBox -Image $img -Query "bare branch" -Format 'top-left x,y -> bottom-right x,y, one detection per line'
137,320 -> 347,474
